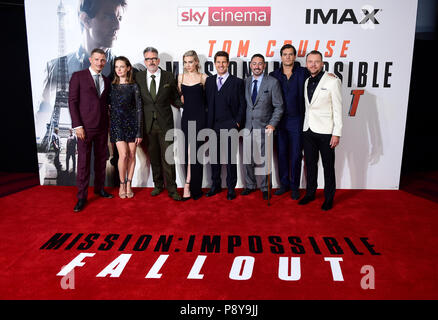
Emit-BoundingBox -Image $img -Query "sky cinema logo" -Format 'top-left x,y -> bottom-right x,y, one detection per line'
178,7 -> 271,26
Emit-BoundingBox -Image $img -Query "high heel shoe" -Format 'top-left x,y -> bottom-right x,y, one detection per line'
182,181 -> 191,201
119,180 -> 127,199
126,179 -> 134,198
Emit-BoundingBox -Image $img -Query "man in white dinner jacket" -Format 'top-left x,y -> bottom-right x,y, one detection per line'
299,50 -> 342,211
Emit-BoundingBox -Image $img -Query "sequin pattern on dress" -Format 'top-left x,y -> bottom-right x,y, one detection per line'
109,83 -> 143,143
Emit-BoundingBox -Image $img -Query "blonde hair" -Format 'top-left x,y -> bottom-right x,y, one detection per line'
182,50 -> 200,73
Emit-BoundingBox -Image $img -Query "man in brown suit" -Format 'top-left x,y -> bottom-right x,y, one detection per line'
68,48 -> 113,212
135,47 -> 182,201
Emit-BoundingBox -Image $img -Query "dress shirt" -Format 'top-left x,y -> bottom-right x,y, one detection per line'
216,72 -> 229,90
251,73 -> 264,96
89,67 -> 104,96
307,70 -> 325,103
271,62 -> 308,118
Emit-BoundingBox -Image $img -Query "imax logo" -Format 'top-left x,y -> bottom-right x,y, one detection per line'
306,6 -> 381,29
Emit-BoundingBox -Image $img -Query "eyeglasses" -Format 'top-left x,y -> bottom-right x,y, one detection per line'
145,57 -> 158,62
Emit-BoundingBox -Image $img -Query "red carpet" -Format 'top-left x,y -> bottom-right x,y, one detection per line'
0,172 -> 39,197
400,171 -> 438,204
0,185 -> 437,300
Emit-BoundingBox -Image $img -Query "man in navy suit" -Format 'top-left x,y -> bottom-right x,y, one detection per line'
269,44 -> 309,200
205,51 -> 246,200
68,48 -> 113,212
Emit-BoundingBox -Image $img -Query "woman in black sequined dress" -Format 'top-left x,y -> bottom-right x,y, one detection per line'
110,56 -> 143,198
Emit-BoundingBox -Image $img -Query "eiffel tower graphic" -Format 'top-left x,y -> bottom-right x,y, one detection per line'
38,0 -> 70,152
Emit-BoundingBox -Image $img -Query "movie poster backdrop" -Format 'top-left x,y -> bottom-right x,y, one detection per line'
25,0 -> 417,189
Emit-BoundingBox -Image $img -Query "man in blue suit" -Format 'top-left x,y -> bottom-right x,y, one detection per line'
205,51 -> 246,200
269,44 -> 309,200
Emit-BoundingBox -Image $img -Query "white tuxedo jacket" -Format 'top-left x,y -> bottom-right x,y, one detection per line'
303,72 -> 343,137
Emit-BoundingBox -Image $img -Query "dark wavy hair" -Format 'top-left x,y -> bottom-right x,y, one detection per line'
280,44 -> 297,56
78,0 -> 127,30
79,0 -> 127,18
214,51 -> 229,63
112,56 -> 135,84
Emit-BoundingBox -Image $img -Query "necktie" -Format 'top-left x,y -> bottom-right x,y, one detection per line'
251,79 -> 258,105
217,76 -> 223,90
150,74 -> 156,101
94,74 -> 101,97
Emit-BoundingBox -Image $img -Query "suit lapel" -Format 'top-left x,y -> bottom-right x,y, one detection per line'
100,75 -> 110,100
246,78 -> 252,105
310,72 -> 327,105
305,78 -> 310,105
87,69 -> 110,100
220,74 -> 232,92
210,75 -> 217,96
254,76 -> 267,106
86,70 -> 99,98
212,74 -> 218,91
155,69 -> 165,99
143,70 -> 153,100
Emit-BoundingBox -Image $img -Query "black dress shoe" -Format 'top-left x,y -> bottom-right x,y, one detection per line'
321,199 -> 333,211
192,192 -> 203,200
181,196 -> 191,201
94,190 -> 114,198
241,188 -> 256,196
206,186 -> 222,197
227,189 -> 236,200
298,195 -> 315,205
291,189 -> 300,200
262,191 -> 271,200
275,187 -> 290,196
74,199 -> 86,212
